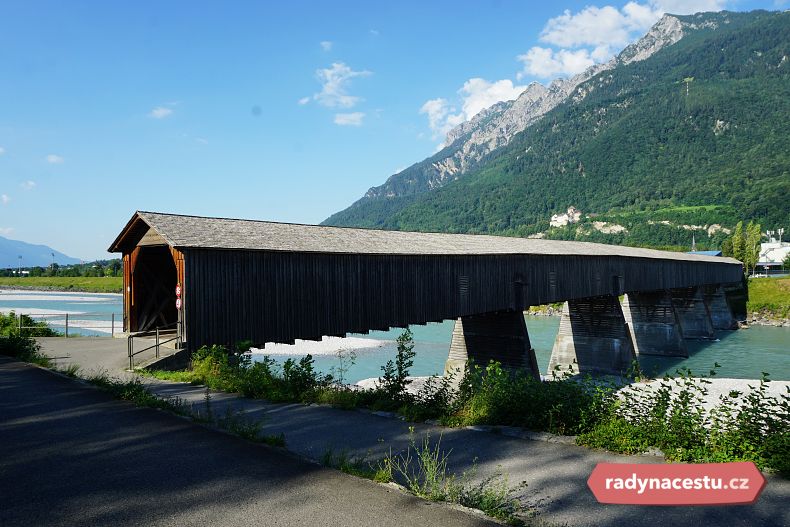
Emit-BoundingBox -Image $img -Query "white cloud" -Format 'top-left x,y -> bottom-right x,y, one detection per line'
311,62 -> 371,108
0,227 -> 13,236
298,96 -> 311,105
420,78 -> 526,140
20,180 -> 35,191
334,112 -> 365,126
0,146 -> 5,155
517,47 -> 597,78
46,154 -> 64,164
370,29 -> 380,36
149,106 -> 173,119
1,194 -> 9,205
457,78 -> 526,119
517,1 -> 730,80
320,40 -> 333,51
419,98 -> 464,141
195,137 -> 209,145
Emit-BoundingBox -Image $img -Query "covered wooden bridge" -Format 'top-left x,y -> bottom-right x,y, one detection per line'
109,211 -> 743,376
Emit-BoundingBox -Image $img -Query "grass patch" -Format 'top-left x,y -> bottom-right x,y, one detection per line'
385,429 -> 529,525
86,372 -> 189,414
747,277 -> 790,319
0,276 -> 123,293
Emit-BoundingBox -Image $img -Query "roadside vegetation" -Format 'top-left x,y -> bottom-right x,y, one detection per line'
0,276 -> 123,293
0,312 -> 56,366
146,330 -> 790,477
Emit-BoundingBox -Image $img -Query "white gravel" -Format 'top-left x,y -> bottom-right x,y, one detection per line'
250,335 -> 388,356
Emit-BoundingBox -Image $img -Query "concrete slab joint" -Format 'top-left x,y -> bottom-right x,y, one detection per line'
622,291 -> 688,357
444,311 -> 539,381
548,296 -> 637,376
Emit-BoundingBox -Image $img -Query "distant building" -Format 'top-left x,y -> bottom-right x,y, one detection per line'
758,238 -> 790,273
550,206 -> 582,228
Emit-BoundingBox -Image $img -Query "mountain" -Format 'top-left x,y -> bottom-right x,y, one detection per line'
0,236 -> 81,269
324,10 -> 790,249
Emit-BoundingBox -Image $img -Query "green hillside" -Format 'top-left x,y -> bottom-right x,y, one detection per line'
325,11 -> 789,249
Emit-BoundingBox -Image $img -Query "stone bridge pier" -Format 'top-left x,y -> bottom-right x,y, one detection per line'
547,296 -> 637,376
671,287 -> 716,339
442,283 -> 740,380
444,311 -> 540,381
622,290 -> 688,357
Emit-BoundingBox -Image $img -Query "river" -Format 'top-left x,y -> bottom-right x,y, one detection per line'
2,289 -> 788,382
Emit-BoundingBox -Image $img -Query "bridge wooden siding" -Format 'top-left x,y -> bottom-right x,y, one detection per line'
110,211 -> 742,351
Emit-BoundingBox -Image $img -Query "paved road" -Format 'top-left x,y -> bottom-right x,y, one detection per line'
0,358 -> 494,527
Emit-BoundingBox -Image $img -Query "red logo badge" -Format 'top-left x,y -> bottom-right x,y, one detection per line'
587,462 -> 766,505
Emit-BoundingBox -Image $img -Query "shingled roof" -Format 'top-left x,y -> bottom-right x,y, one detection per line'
108,211 -> 740,264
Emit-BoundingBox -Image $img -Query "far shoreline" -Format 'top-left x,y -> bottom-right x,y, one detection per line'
0,286 -> 122,296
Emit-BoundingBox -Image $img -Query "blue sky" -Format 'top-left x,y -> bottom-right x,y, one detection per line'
0,0 -> 783,260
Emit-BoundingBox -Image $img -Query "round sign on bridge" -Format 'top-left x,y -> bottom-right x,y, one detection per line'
175,298 -> 182,310
175,284 -> 182,298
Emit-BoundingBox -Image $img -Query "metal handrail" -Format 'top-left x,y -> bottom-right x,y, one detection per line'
11,312 -> 121,337
127,320 -> 182,370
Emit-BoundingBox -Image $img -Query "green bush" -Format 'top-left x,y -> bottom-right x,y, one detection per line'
151,344 -> 332,403
578,369 -> 790,474
450,361 -> 610,435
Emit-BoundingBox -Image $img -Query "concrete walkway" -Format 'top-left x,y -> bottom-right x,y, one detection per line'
35,338 -> 790,527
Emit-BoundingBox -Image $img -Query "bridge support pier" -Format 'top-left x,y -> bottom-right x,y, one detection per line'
671,287 -> 715,339
703,285 -> 737,330
548,296 -> 636,376
622,291 -> 688,357
444,311 -> 539,381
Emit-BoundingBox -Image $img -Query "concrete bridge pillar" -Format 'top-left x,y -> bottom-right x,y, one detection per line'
622,291 -> 688,357
671,287 -> 715,339
548,296 -> 636,376
444,311 -> 539,381
703,285 -> 737,330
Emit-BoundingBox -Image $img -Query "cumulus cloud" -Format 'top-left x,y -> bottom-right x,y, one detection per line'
306,62 -> 372,108
46,154 -> 64,164
334,112 -> 365,126
298,96 -> 311,105
420,79 -> 526,141
320,40 -> 333,51
517,47 -> 597,79
1,194 -> 9,205
149,106 -> 173,119
20,180 -> 35,191
0,227 -> 13,236
517,1 -> 730,79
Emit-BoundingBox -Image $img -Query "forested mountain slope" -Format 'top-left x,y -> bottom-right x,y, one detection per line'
325,10 -> 789,249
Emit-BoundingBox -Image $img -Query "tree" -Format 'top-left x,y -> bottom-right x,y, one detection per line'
784,252 -> 790,271
744,221 -> 762,275
721,237 -> 733,257
731,221 -> 745,263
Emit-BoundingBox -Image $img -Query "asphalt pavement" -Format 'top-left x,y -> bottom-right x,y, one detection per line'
0,358 -> 495,527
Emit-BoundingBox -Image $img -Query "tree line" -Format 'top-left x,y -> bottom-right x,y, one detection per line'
0,259 -> 122,278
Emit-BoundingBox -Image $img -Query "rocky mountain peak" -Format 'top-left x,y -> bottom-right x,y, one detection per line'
355,12 -> 698,203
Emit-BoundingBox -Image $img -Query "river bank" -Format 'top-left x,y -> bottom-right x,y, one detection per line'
0,277 -> 122,294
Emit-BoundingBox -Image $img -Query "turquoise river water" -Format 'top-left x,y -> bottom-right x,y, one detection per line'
2,289 -> 787,382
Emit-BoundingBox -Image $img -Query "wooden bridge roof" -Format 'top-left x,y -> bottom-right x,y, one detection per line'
109,211 -> 740,265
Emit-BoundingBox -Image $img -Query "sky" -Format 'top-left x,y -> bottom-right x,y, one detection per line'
0,0 -> 784,261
